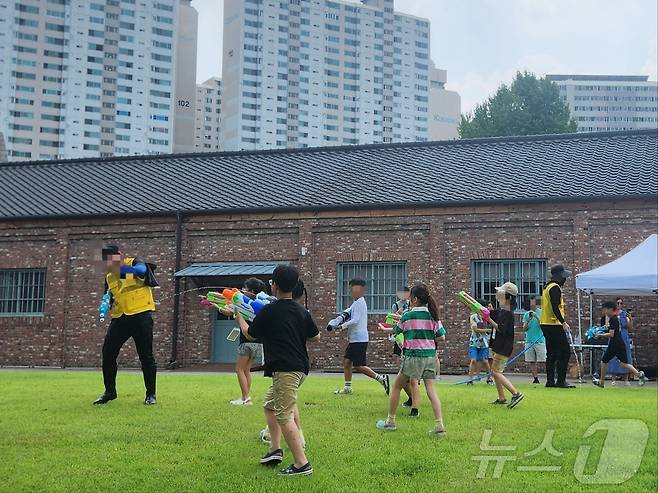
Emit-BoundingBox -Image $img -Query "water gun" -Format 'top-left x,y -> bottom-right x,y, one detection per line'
326,308 -> 351,331
377,312 -> 399,331
200,288 -> 272,321
586,325 -> 608,340
457,291 -> 491,323
99,291 -> 111,322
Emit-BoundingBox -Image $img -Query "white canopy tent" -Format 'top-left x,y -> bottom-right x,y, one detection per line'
571,234 -> 657,377
575,234 -> 658,342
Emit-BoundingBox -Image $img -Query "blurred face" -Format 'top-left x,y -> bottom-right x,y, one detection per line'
616,299 -> 624,309
487,302 -> 494,311
495,289 -> 507,305
350,284 -> 365,299
530,298 -> 537,309
603,306 -> 614,317
397,290 -> 410,301
104,253 -> 122,273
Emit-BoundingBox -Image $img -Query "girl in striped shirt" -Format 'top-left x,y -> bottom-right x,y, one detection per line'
380,284 -> 447,435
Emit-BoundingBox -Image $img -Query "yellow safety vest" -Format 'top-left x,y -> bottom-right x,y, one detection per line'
540,281 -> 565,325
105,257 -> 155,318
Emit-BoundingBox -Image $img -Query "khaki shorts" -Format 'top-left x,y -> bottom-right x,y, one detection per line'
491,352 -> 509,373
263,371 -> 306,424
400,355 -> 437,380
524,342 -> 547,363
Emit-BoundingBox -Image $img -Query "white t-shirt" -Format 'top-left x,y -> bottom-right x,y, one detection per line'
341,297 -> 369,343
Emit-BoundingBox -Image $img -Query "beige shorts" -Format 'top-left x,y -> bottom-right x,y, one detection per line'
263,371 -> 306,424
400,355 -> 437,380
524,343 -> 547,363
491,352 -> 509,373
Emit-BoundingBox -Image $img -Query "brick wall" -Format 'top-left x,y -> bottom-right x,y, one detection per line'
1,199 -> 656,372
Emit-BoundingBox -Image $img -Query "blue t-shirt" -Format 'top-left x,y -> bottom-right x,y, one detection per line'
523,308 -> 544,344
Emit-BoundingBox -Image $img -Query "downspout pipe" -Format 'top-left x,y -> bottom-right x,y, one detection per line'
169,211 -> 184,368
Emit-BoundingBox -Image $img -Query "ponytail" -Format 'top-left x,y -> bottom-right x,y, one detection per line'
410,283 -> 440,321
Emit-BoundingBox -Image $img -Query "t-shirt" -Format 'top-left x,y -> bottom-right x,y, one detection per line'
469,313 -> 489,349
606,314 -> 624,347
392,299 -> 409,313
239,320 -> 261,345
247,299 -> 319,377
489,308 -> 515,357
341,296 -> 369,343
522,308 -> 544,344
393,306 -> 441,357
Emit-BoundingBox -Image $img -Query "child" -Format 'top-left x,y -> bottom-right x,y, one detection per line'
380,283 -> 447,435
237,264 -> 320,477
468,301 -> 493,385
522,296 -> 546,384
259,279 -> 307,448
229,277 -> 266,406
593,301 -> 647,388
489,282 -> 524,409
334,279 -> 390,395
390,287 -> 419,414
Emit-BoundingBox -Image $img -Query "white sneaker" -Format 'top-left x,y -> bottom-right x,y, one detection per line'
638,371 -> 647,386
334,387 -> 353,395
230,397 -> 253,406
259,427 -> 271,444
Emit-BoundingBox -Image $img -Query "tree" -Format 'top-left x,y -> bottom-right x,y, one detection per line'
458,71 -> 577,139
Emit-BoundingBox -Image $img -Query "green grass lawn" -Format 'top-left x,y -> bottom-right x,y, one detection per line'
1,370 -> 656,493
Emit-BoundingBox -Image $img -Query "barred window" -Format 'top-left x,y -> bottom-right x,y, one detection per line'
471,260 -> 546,312
0,269 -> 46,317
337,262 -> 407,314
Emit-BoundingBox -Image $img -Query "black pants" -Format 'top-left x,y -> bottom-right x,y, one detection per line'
541,324 -> 571,385
102,311 -> 156,396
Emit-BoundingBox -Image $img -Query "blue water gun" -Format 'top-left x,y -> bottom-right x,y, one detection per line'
99,291 -> 111,322
586,325 -> 607,340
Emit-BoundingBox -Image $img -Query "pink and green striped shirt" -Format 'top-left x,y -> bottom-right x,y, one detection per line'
393,307 -> 444,357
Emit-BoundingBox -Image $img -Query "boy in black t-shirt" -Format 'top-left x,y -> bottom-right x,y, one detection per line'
489,282 -> 524,409
593,301 -> 647,388
237,264 -> 320,477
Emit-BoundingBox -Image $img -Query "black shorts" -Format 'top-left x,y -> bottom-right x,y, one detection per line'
602,342 -> 628,364
345,342 -> 368,366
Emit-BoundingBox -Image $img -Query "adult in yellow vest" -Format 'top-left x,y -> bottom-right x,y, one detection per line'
94,243 -> 159,405
540,264 -> 574,388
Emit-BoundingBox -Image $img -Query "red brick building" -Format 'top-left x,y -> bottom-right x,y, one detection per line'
1,130 -> 656,373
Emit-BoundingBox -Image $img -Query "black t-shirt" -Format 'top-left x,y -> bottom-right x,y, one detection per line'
248,299 -> 319,377
490,308 -> 515,357
606,315 -> 624,346
239,320 -> 260,345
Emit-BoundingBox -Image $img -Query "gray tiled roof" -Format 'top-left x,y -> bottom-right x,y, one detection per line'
1,130 -> 656,219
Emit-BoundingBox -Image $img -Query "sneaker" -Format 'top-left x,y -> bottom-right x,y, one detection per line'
230,397 -> 253,406
279,462 -> 313,476
383,374 -> 390,395
611,380 -> 617,386
592,378 -> 604,388
532,377 -> 540,384
507,393 -> 524,409
144,394 -> 157,405
93,392 -> 117,405
490,398 -> 507,405
402,397 -> 413,407
408,408 -> 419,418
429,428 -> 447,436
466,381 -> 474,386
259,427 -> 271,445
486,377 -> 494,385
260,449 -> 283,466
334,387 -> 353,395
638,371 -> 647,386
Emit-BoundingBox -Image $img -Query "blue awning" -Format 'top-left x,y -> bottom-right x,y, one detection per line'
175,262 -> 281,277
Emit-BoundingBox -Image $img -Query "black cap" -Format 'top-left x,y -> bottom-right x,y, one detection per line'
102,243 -> 120,258
349,278 -> 366,287
550,264 -> 572,281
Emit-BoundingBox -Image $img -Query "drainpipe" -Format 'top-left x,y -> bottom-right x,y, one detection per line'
169,211 -> 183,368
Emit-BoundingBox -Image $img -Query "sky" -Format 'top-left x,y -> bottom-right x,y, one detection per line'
192,0 -> 658,113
